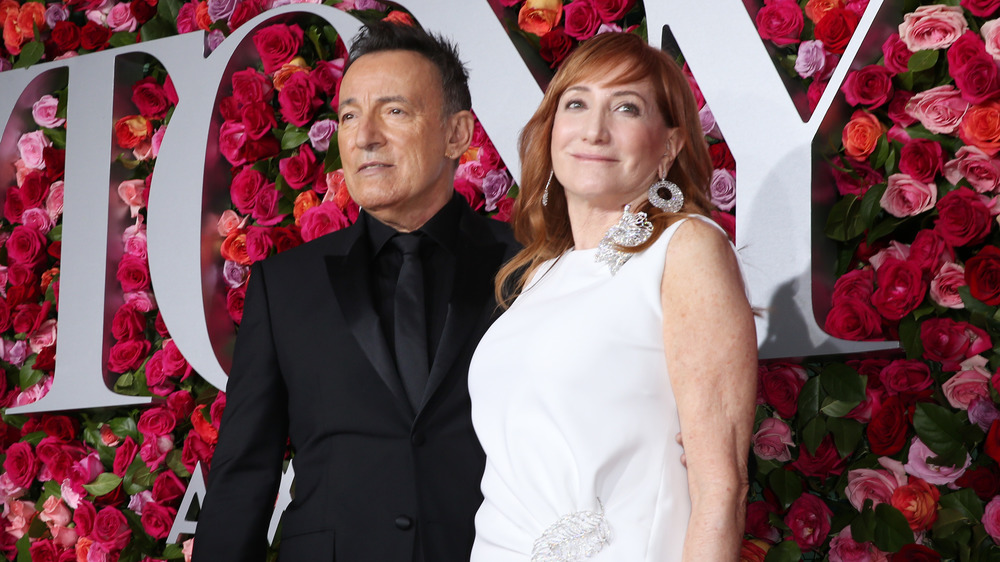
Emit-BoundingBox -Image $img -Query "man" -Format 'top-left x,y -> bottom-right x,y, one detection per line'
193,21 -> 519,562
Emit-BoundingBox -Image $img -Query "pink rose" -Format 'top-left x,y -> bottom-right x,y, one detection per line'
245,226 -> 274,263
4,500 -> 36,539
17,130 -> 51,169
39,496 -> 72,528
563,0 -> 600,40
92,507 -> 131,551
278,145 -> 318,190
3,441 -> 38,489
879,173 -> 936,218
898,4 -> 968,51
983,20 -> 1000,61
117,179 -> 147,217
846,457 -> 908,511
218,120 -> 248,167
755,0 -> 804,46
137,406 -> 176,438
943,355 -> 992,410
32,95 -> 64,128
252,23 -> 304,75
46,181 -> 64,221
930,262 -> 966,309
300,202 -> 349,242
904,436 -> 970,486
29,318 -> 56,353
229,167 -> 268,216
22,207 -> 55,234
985,495 -> 1000,542
217,209 -> 244,237
123,222 -> 148,259
842,65 -> 895,109
709,168 -> 736,211
944,145 -> 1000,193
308,119 -> 337,152
140,502 -> 176,539
116,254 -> 151,292
231,68 -> 274,106
251,185 -> 285,226
752,417 -> 794,461
784,493 -> 833,551
905,85 -> 969,134
795,40 -> 828,79
107,338 -> 151,373
882,33 -> 912,74
106,2 -> 137,31
827,526 -> 887,562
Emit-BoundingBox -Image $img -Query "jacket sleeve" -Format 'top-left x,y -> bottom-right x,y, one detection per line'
192,262 -> 289,562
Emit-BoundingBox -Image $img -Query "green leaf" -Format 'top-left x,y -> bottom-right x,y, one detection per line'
908,49 -> 939,72
47,223 -> 62,243
932,507 -> 971,541
12,41 -> 44,69
825,195 -> 866,242
913,403 -> 968,462
801,415 -> 827,455
768,469 -> 803,510
16,534 -> 30,562
19,430 -> 46,446
797,376 -> 821,423
140,15 -> 177,43
873,503 -> 915,552
324,133 -> 342,173
821,397 -> 862,418
853,502 -> 876,544
42,127 -> 66,149
158,0 -> 183,22
18,362 -> 43,390
83,473 -> 123,496
763,540 -> 802,562
109,32 -> 138,48
898,314 -> 924,359
871,135 -> 891,169
858,182 -> 888,230
820,363 -> 866,402
166,450 -> 190,478
162,544 -> 185,560
940,488 -> 984,520
281,126 -> 309,150
867,216 -> 906,244
827,417 -> 864,458
108,417 -> 139,440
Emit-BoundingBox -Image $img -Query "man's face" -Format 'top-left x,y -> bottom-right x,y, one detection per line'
337,50 -> 464,231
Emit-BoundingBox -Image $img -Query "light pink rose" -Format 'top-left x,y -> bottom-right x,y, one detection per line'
123,221 -> 147,259
14,375 -> 51,405
456,160 -> 487,188
752,417 -> 794,461
6,338 -> 29,367
140,434 -> 174,471
151,126 -> 166,158
904,436 -> 970,487
3,499 -> 36,539
106,2 -> 137,31
795,40 -> 827,79
700,104 -> 722,139
944,145 -> 1000,194
132,139 -> 154,161
983,20 -> 1000,61
905,85 -> 970,134
985,496 -> 1000,543
869,240 -> 911,270
710,168 -> 736,211
60,478 -> 85,509
182,538 -> 195,562
124,290 -> 157,312
32,95 -> 65,128
29,318 -> 56,354
17,130 -> 51,169
46,181 -> 64,221
845,457 -> 907,511
930,262 -> 966,309
943,355 -> 991,410
880,173 -> 937,217
828,525 -> 889,562
118,179 -> 147,217
51,523 -> 78,548
898,5 -> 968,51
22,207 -> 55,234
127,490 -> 154,515
482,170 -> 513,212
70,452 -> 103,487
217,209 -> 245,236
39,496 -> 72,528
308,118 -> 337,152
0,473 -> 25,501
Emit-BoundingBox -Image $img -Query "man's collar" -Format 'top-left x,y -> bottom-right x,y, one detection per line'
364,192 -> 465,256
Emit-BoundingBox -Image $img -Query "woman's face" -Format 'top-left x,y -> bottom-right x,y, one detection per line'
550,74 -> 677,209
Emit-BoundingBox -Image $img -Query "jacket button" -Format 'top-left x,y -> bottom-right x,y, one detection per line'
395,515 -> 413,530
411,434 -> 425,446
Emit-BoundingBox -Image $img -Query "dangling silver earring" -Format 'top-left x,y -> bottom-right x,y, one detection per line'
542,171 -> 552,207
647,177 -> 684,213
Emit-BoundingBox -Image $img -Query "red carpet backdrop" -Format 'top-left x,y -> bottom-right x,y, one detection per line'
2,0 -> 1000,560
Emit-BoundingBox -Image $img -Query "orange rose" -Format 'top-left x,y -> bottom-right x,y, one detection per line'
805,0 -> 845,24
273,57 -> 310,90
842,110 -> 884,160
75,536 -> 93,561
383,10 -> 415,26
114,115 -> 153,149
460,146 -> 479,165
740,539 -> 770,562
220,230 -> 252,265
960,100 -> 1000,156
41,267 -> 58,292
17,2 -> 44,39
518,0 -> 563,37
0,0 -> 18,25
293,190 -> 320,225
195,1 -> 211,31
890,476 -> 940,531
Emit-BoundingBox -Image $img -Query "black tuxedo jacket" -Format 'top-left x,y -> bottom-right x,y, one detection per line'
193,201 -> 518,562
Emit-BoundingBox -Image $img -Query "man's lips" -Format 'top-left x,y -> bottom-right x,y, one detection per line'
359,161 -> 392,171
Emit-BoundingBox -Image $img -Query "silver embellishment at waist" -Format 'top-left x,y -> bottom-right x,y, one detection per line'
530,501 -> 611,562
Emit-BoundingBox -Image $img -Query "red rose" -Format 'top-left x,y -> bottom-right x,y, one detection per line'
91,507 -> 131,551
949,31 -> 986,69
755,0 -> 803,46
955,463 -> 1000,500
563,0 -> 601,40
961,0 -> 1000,17
227,284 -> 246,324
181,429 -> 214,472
131,77 -> 171,120
783,493 -> 833,551
592,0 -> 636,21
871,259 -> 926,320
954,55 -> 1000,105
73,500 -> 96,536
3,441 -> 38,489
245,226 -> 274,263
273,225 -> 303,253
299,202 -> 349,242
709,142 -> 735,172
116,254 -> 151,292
966,245 -> 1000,305
814,8 -> 860,54
842,65 -> 894,109
229,168 -> 268,215
309,59 -> 343,97
231,68 -> 274,106
28,539 -> 58,562
832,268 -> 875,303
191,404 -> 218,445
12,303 -> 42,335
32,345 -> 55,372
831,156 -> 884,197
279,145 -> 318,191
758,362 -> 807,418
111,303 -> 146,341
152,470 -> 186,504
539,28 -> 573,68
920,317 -> 991,368
6,225 -> 48,266
167,390 -> 196,420
43,147 -> 64,181
79,21 -> 111,51
3,187 -> 24,223
882,33 -> 911,74
130,0 -> 156,24
112,436 -> 138,477
251,183 -> 285,225
986,420 -> 1000,463
40,415 -> 77,441
107,339 -> 150,373
935,187 -> 993,247
898,139 -> 944,184
909,229 -> 950,275
867,395 -> 910,455
252,23 -> 304,75
880,359 -> 934,395
114,115 -> 152,149
49,21 -> 80,52
824,297 -> 883,340
137,406 -> 176,439
891,544 -> 941,561
745,501 -> 781,542
140,502 -> 176,539
229,0 -> 264,30
790,435 -> 847,477
241,101 -> 276,141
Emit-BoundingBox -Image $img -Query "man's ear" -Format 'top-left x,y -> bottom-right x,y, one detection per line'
445,110 -> 475,160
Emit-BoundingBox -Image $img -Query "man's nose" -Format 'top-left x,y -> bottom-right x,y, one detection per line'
353,114 -> 385,151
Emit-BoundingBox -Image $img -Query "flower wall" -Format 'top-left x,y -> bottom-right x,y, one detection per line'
1,0 -> 998,560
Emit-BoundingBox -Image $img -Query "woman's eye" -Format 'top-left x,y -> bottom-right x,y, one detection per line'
564,99 -> 585,110
616,103 -> 641,115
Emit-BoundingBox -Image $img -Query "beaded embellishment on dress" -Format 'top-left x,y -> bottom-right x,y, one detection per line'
530,500 -> 611,562
595,204 -> 653,275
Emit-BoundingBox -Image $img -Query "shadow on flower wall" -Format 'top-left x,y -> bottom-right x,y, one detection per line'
2,0 -> 997,561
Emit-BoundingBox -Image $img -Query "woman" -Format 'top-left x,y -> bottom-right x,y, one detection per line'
468,32 -> 757,561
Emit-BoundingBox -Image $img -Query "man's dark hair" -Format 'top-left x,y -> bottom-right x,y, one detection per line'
346,20 -> 472,115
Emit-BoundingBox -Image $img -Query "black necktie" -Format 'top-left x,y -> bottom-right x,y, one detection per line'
391,233 -> 429,411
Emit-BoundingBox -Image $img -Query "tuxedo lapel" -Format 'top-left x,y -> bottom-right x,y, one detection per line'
325,225 -> 415,417
417,213 -> 507,414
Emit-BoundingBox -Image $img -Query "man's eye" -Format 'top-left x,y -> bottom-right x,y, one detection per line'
340,112 -> 354,121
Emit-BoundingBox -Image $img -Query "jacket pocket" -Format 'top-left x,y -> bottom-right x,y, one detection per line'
278,528 -> 335,562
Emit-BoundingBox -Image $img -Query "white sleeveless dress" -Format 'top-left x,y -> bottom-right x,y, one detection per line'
469,218 -> 698,561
